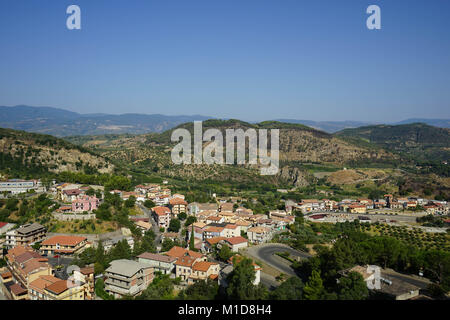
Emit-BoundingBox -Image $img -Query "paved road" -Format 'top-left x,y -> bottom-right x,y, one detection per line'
382,268 -> 431,289
246,243 -> 312,277
138,204 -> 162,247
260,272 -> 280,290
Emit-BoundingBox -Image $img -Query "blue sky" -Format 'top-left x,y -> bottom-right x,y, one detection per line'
0,0 -> 449,122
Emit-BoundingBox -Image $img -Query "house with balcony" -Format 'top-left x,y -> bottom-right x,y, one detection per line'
137,252 -> 177,275
40,235 -> 88,256
152,206 -> 171,230
169,197 -> 188,218
247,226 -> 272,244
72,195 -> 99,213
74,266 -> 95,300
4,246 -> 53,298
5,223 -> 47,249
104,259 -> 154,298
189,261 -> 220,284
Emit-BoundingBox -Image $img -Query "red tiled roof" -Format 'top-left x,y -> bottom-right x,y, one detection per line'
0,222 -> 8,229
42,235 -> 86,246
205,226 -> 224,233
225,236 -> 248,245
45,279 -> 71,295
10,283 -> 27,296
193,261 -> 218,272
169,198 -> 187,205
165,246 -> 186,258
153,206 -> 171,216
175,256 -> 196,267
206,237 -> 227,246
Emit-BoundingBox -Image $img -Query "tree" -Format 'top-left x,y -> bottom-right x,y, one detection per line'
178,212 -> 187,220
270,277 -> 304,300
110,239 -> 132,261
124,196 -> 136,208
137,274 -> 176,300
134,230 -> 157,256
189,225 -> 195,251
161,238 -> 175,252
185,216 -> 197,227
336,272 -> 369,300
144,200 -> 155,209
104,176 -> 131,192
217,245 -> 233,262
179,279 -> 219,300
226,257 -> 268,300
168,218 -> 181,233
303,270 -> 325,300
86,187 -> 95,196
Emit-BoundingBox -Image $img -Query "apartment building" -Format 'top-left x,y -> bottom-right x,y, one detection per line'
137,252 -> 177,275
169,197 -> 188,217
42,279 -> 85,300
4,246 -> 53,298
0,179 -> 45,194
247,226 -> 272,244
5,223 -> 47,248
74,266 -> 95,300
104,259 -> 154,298
152,206 -> 171,229
40,235 -> 88,256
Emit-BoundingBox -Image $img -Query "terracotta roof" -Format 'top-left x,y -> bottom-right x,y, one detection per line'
207,216 -> 222,221
22,258 -> 50,274
138,252 -> 177,263
42,235 -> 87,246
192,222 -> 206,228
187,250 -> 204,259
175,256 -> 196,267
15,251 -> 43,264
193,261 -> 218,272
205,226 -> 224,233
165,246 -> 187,258
206,237 -> 227,246
29,275 -> 60,292
1,271 -> 12,279
80,266 -> 94,275
169,198 -> 187,205
225,224 -> 238,229
153,206 -> 171,216
6,245 -> 30,260
10,283 -> 27,296
45,279 -> 71,295
225,236 -> 248,245
0,222 -> 8,229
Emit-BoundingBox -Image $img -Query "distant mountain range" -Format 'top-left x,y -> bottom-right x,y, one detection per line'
0,105 -> 449,136
274,118 -> 450,133
0,105 -> 211,136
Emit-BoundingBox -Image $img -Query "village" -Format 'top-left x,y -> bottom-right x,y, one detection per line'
0,178 -> 449,300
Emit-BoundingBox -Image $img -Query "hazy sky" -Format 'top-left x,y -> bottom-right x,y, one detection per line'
1,0 -> 449,122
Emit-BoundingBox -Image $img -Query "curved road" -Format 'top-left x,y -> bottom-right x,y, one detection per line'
246,243 -> 312,277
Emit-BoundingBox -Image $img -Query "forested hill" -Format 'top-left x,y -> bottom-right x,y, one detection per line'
0,127 -> 114,179
335,123 -> 450,162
